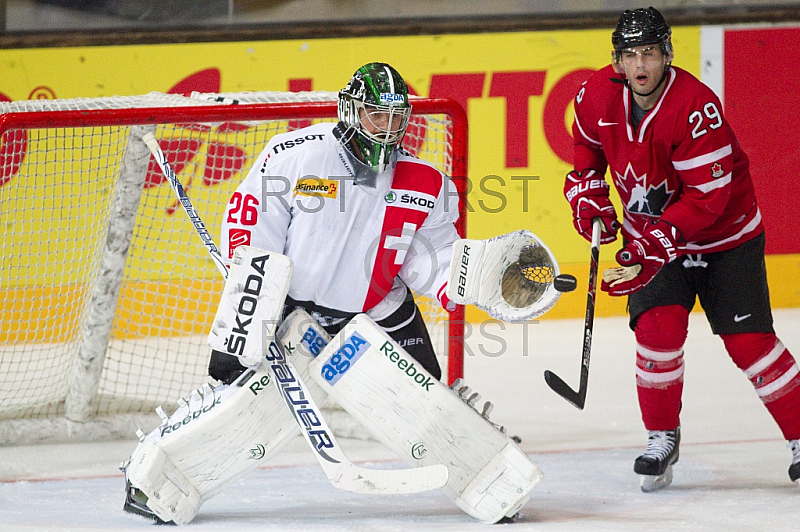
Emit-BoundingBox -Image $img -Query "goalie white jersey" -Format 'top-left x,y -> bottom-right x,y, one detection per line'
221,122 -> 460,316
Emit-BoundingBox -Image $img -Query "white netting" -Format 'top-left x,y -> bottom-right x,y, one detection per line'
0,91 -> 463,444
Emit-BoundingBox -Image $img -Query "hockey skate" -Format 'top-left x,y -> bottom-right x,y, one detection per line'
121,462 -> 169,524
788,440 -> 800,484
634,427 -> 680,492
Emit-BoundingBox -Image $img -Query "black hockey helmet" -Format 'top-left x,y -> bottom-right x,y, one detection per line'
611,7 -> 673,61
337,62 -> 411,172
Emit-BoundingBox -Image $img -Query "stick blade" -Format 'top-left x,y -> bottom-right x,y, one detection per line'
543,370 -> 586,410
333,463 -> 449,495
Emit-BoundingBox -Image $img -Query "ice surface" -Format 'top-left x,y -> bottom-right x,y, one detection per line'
2,310 -> 799,531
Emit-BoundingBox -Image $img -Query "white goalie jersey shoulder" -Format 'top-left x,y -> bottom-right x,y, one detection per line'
446,230 -> 562,322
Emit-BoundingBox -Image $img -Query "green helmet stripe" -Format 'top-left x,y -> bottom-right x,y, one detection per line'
359,66 -> 383,102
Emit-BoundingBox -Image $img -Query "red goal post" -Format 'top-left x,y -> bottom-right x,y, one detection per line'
0,91 -> 467,444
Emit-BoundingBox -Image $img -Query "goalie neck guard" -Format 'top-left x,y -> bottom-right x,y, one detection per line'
337,62 -> 411,174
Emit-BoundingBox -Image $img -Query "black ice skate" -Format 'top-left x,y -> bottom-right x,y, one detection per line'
121,460 -> 171,525
788,440 -> 800,484
634,427 -> 680,492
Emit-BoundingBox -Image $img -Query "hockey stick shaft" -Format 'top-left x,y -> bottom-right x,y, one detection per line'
543,219 -> 601,409
142,133 -> 447,494
142,133 -> 229,280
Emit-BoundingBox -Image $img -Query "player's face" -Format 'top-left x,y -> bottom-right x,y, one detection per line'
617,45 -> 669,95
358,105 -> 406,140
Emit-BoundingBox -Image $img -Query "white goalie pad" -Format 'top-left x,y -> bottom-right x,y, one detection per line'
125,309 -> 330,525
446,229 -> 561,322
208,245 -> 292,365
308,314 -> 543,524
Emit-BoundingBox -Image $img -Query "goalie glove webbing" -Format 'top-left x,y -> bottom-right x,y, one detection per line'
447,230 -> 562,322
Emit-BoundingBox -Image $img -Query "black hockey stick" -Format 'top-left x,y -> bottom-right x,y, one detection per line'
543,219 -> 601,410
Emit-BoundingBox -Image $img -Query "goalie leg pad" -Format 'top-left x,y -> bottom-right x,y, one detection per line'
308,314 -> 542,523
125,440 -> 202,525
124,309 -> 330,524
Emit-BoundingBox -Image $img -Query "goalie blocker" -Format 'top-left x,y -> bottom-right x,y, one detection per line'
207,246 -> 292,366
309,314 -> 543,523
447,230 -> 562,322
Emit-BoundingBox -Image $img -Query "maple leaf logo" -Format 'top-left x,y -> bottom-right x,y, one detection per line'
629,181 -> 673,216
617,162 -> 673,216
711,162 -> 724,178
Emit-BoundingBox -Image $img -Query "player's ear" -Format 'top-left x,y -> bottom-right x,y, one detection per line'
663,38 -> 674,65
611,51 -> 623,75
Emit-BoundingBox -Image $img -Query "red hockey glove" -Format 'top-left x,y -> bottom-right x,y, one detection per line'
601,220 -> 684,296
564,169 -> 620,244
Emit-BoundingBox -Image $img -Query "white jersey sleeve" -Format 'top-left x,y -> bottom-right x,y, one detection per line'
398,176 -> 460,305
220,140 -> 293,262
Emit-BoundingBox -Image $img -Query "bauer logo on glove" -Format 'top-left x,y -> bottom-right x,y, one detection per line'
446,230 -> 570,322
601,220 -> 684,297
564,168 -> 620,245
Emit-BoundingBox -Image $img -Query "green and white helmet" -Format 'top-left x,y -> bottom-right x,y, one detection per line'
338,62 -> 412,171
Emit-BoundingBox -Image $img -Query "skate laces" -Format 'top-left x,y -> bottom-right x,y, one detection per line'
788,440 -> 800,465
641,430 -> 677,461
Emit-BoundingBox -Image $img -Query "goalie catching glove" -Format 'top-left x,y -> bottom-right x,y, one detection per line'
602,220 -> 684,296
446,230 -> 561,322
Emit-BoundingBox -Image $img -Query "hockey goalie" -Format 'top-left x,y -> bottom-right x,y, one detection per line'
122,62 -> 565,525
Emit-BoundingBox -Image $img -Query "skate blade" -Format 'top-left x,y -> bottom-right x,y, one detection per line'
639,465 -> 673,492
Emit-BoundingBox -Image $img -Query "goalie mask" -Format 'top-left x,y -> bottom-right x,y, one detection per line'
338,63 -> 412,176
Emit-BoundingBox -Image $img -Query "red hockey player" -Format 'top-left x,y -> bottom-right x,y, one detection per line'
565,6 -> 800,491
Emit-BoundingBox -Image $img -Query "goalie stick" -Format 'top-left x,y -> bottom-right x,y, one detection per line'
543,218 -> 602,410
142,132 -> 448,495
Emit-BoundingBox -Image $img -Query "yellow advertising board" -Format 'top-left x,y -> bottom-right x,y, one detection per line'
1,26 -> 795,327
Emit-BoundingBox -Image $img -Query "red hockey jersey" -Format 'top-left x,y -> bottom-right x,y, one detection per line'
572,64 -> 763,253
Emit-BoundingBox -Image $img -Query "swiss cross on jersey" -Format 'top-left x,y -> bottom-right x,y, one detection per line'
614,162 -> 675,217
362,164 -> 441,310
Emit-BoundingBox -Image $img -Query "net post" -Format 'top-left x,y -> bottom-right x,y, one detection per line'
64,124 -> 155,422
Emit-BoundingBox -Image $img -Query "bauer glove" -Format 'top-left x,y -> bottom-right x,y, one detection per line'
564,169 -> 620,244
601,220 -> 684,296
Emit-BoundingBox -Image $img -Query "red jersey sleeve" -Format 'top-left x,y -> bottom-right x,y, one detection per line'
572,71 -> 609,175
659,82 -> 736,241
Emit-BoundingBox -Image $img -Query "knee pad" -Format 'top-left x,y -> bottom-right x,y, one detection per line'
722,332 -> 799,403
378,301 -> 441,381
634,306 -> 688,389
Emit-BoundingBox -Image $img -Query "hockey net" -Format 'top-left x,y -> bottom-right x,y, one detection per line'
0,91 -> 467,445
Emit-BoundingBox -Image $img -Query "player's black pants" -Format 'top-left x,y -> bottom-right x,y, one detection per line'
209,288 -> 441,384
